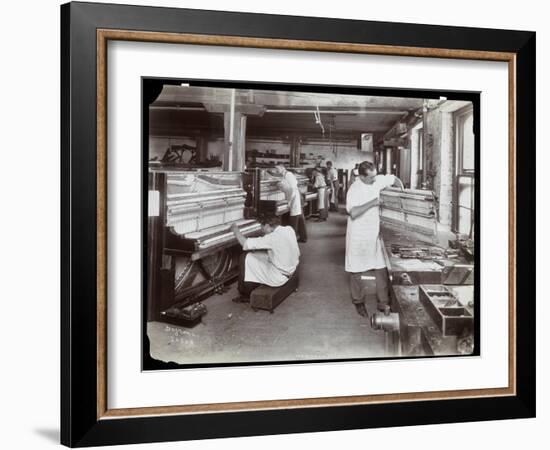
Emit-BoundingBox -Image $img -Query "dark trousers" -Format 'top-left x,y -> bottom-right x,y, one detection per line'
318,205 -> 328,220
349,268 -> 390,310
288,213 -> 308,242
238,253 -> 261,297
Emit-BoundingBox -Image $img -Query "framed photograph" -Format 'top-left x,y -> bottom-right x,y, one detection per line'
61,1 -> 536,447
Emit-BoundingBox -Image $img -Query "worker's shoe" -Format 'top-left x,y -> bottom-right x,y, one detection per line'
232,295 -> 250,303
354,303 -> 368,318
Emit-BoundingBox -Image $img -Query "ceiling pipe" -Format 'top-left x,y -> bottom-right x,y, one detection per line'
150,106 -> 205,111
150,105 -> 410,115
266,109 -> 408,114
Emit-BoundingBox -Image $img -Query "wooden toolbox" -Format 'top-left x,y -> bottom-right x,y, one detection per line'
418,285 -> 473,336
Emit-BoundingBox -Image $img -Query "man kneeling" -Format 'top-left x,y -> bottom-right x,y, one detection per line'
230,216 -> 300,303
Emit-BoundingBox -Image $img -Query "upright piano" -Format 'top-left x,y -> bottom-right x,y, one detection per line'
248,168 -> 313,217
288,167 -> 319,218
147,169 -> 262,322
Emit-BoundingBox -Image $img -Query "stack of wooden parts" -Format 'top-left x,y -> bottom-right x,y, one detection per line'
380,187 -> 438,237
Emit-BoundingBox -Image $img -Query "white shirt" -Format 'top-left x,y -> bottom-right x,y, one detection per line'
345,174 -> 395,273
243,226 -> 300,286
327,167 -> 338,183
280,171 -> 302,216
313,174 -> 326,188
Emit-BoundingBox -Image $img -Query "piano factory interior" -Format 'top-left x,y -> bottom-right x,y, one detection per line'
146,83 -> 476,365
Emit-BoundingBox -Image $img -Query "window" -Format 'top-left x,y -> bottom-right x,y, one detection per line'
454,107 -> 475,236
410,123 -> 423,190
458,112 -> 475,172
417,128 -> 424,171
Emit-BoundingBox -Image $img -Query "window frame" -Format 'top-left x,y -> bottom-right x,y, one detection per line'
453,105 -> 475,235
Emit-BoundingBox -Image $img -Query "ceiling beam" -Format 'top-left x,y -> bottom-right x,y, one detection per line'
153,85 -> 425,110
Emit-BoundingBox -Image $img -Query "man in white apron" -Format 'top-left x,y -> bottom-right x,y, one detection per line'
345,161 -> 404,317
275,165 -> 308,243
230,216 -> 300,303
312,168 -> 328,221
326,161 -> 339,211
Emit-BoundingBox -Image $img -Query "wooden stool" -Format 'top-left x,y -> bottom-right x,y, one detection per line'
250,270 -> 299,313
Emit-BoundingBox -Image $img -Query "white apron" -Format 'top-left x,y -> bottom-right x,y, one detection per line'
288,191 -> 302,216
313,174 -> 327,210
317,187 -> 327,210
280,171 -> 302,216
345,175 -> 395,273
327,167 -> 339,203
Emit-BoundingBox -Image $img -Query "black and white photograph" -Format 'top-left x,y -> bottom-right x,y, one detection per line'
144,81 -> 479,367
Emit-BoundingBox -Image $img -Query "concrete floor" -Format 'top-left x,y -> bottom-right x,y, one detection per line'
147,209 -> 388,365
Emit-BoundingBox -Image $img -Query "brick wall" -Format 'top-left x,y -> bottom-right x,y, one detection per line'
424,109 -> 454,228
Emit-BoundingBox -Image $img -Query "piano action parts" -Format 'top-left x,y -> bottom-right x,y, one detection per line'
162,171 -> 261,255
379,187 -> 439,240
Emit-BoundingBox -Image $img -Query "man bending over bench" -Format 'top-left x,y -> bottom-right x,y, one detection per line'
230,216 -> 300,303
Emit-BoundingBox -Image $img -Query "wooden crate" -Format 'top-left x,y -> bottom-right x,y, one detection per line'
250,270 -> 299,313
418,285 -> 473,336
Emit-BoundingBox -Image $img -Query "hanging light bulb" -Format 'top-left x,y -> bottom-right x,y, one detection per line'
314,105 -> 325,135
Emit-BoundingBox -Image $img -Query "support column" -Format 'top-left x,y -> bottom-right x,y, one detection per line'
422,103 -> 429,184
399,147 -> 411,188
223,111 -> 247,171
196,131 -> 208,164
385,147 -> 393,175
289,135 -> 301,167
438,111 -> 454,227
